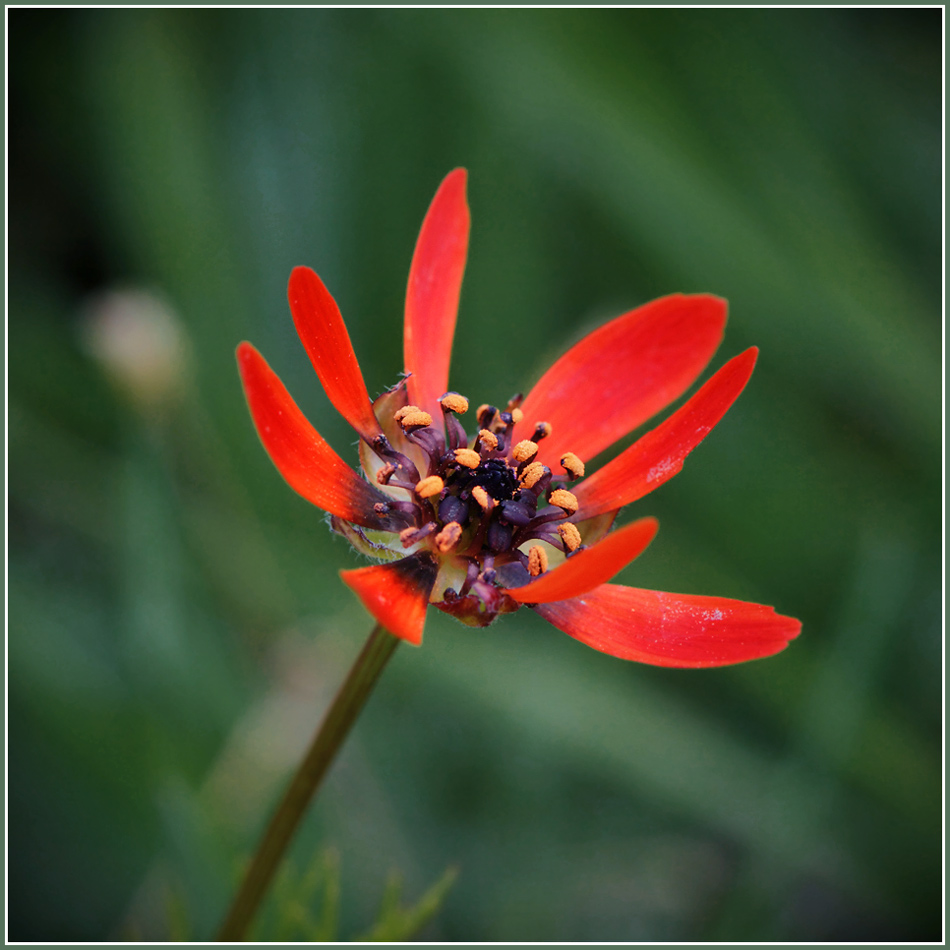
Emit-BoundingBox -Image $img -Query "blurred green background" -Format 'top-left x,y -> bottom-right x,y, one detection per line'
9,8 -> 942,942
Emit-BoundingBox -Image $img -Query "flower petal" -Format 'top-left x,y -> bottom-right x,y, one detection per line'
519,294 -> 728,467
536,585 -> 801,668
237,342 -> 396,531
404,168 -> 470,419
340,553 -> 438,645
287,266 -> 382,442
504,517 -> 659,604
574,348 -> 758,520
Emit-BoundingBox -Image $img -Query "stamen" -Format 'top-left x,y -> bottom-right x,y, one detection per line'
454,448 -> 481,469
512,440 -> 539,464
549,488 -> 579,515
519,461 -> 547,490
441,395 -> 469,451
560,452 -> 585,480
476,429 -> 498,452
492,410 -> 514,434
400,522 -> 437,548
435,521 -> 463,553
408,426 -> 446,463
471,485 -> 495,511
373,500 -> 418,524
459,558 -> 479,597
511,407 -> 524,424
557,522 -> 582,552
440,392 -> 469,414
393,405 -> 421,422
415,475 -> 444,499
532,422 -> 552,443
476,404 -> 496,429
528,545 -> 548,576
371,434 -> 421,483
398,409 -> 433,432
375,463 -> 396,485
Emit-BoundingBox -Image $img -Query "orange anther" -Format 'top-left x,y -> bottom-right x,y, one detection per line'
393,404 -> 421,423
519,461 -> 546,489
557,522 -> 582,552
549,488 -> 578,515
435,521 -> 462,553
454,448 -> 481,469
471,485 -> 494,511
512,439 -> 539,463
477,429 -> 498,452
415,475 -> 444,498
440,392 -> 469,414
398,409 -> 433,430
532,421 -> 552,441
528,545 -> 549,577
560,452 -> 585,479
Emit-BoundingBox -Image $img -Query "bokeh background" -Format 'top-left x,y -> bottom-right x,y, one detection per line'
9,7 -> 942,942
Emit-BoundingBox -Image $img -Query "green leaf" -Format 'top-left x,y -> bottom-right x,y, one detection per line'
355,865 -> 459,942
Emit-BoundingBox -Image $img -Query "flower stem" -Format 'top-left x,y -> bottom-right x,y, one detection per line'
216,623 -> 399,941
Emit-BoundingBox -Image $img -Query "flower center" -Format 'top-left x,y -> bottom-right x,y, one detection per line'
369,388 -> 586,601
450,458 -> 518,503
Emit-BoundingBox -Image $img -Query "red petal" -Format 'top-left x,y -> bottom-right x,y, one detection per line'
340,553 -> 438,645
404,169 -> 470,419
287,266 -> 382,441
574,348 -> 758,520
237,342 -> 394,530
536,585 -> 801,668
519,294 -> 728,467
504,517 -> 658,604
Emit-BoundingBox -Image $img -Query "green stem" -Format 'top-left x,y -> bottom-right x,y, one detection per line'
217,623 -> 399,941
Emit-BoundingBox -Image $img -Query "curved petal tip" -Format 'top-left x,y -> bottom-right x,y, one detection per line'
404,169 -> 471,418
504,517 -> 659,604
536,585 -> 800,668
236,341 -> 395,530
287,265 -> 382,441
521,293 -> 729,466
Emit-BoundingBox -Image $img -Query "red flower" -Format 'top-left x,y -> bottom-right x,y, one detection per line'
237,170 -> 800,667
